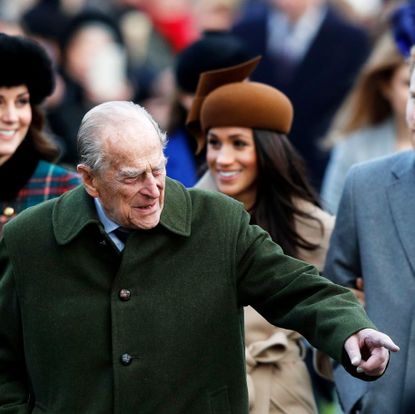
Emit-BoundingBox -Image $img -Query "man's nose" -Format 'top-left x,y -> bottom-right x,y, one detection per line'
141,173 -> 160,198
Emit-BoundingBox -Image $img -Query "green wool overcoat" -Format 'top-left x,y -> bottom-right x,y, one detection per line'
0,178 -> 375,414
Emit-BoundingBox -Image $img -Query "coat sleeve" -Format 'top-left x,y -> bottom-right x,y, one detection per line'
0,238 -> 31,413
234,207 -> 374,368
324,166 -> 361,289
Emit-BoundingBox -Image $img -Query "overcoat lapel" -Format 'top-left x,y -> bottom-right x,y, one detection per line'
386,153 -> 415,274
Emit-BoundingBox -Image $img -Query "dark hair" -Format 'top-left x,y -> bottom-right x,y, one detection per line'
60,9 -> 124,54
29,105 -> 60,162
175,32 -> 252,94
251,129 -> 323,257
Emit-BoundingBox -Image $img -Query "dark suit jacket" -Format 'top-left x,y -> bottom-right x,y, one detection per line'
233,6 -> 370,188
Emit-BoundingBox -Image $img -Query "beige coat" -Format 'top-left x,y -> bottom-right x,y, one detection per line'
196,172 -> 335,414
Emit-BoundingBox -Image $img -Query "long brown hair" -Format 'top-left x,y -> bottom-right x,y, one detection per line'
251,129 -> 323,258
324,32 -> 406,148
29,105 -> 59,162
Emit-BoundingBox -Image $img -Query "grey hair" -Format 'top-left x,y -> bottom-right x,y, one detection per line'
77,101 -> 168,172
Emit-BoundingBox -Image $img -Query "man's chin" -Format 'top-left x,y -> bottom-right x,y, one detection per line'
131,214 -> 161,230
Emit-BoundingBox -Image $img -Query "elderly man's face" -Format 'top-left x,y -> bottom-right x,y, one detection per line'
85,120 -> 166,230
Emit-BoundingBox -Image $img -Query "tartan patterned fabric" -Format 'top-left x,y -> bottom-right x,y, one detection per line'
1,160 -> 81,222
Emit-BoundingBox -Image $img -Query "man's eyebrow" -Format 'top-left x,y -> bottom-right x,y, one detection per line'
118,159 -> 167,177
118,168 -> 143,178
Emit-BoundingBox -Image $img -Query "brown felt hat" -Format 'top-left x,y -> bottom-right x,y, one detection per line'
186,56 -> 293,154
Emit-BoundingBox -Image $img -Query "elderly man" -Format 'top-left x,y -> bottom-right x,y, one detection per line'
0,101 -> 398,413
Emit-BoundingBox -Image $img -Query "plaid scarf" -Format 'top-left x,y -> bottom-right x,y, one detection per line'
1,159 -> 81,231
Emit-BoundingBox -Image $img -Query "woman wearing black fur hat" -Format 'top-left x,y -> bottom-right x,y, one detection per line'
0,33 -> 80,235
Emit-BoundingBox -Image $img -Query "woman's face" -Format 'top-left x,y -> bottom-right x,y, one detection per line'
0,85 -> 32,166
206,126 -> 258,209
382,63 -> 410,121
65,25 -> 115,87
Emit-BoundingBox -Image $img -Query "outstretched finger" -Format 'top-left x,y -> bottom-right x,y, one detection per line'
365,334 -> 400,352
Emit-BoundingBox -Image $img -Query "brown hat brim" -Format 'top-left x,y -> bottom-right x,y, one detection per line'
201,82 -> 293,140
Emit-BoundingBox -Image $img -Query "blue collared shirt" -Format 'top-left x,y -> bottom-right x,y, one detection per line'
94,198 -> 125,251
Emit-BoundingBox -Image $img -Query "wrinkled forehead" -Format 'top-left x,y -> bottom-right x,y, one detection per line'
100,119 -> 164,168
101,113 -> 160,145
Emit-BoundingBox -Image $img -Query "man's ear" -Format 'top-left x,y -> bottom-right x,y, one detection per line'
77,164 -> 99,198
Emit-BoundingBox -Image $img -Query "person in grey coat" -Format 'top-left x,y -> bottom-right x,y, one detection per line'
323,45 -> 415,414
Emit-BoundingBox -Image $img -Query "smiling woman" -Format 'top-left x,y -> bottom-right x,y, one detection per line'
0,85 -> 32,165
0,33 -> 80,235
206,126 -> 258,209
189,58 -> 335,414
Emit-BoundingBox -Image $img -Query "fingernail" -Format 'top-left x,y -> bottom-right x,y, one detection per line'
356,367 -> 364,374
351,357 -> 360,365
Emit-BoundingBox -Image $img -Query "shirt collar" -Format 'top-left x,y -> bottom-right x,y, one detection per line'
94,197 -> 119,234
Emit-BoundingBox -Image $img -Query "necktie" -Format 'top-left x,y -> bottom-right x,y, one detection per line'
113,227 -> 132,244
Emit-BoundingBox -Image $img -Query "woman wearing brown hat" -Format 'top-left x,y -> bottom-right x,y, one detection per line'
0,33 -> 80,234
187,58 -> 335,414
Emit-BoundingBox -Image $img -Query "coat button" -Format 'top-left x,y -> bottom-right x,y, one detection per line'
3,207 -> 15,217
119,289 -> 131,301
120,353 -> 133,366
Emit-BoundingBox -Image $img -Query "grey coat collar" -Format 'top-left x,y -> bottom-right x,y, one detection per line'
52,178 -> 192,245
389,150 -> 415,180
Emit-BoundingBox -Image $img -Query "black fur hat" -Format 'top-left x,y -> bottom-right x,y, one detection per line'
0,33 -> 55,104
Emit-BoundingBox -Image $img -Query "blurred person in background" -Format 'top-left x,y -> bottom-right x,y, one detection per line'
21,0 -> 71,63
136,0 -> 199,53
192,0 -> 244,32
134,66 -> 175,132
321,29 -> 411,214
0,33 -> 80,235
188,57 -> 335,414
231,0 -> 370,190
21,0 -> 72,140
164,32 -> 252,186
113,0 -> 176,70
47,9 -> 134,167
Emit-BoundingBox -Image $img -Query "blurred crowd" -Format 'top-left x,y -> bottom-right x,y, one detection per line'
0,0 -> 408,190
